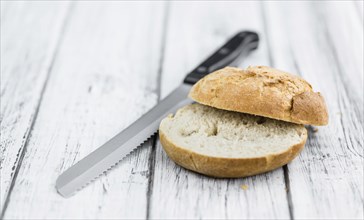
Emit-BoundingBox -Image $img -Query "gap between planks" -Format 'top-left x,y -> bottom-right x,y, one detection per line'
0,2 -> 75,217
260,2 -> 294,219
146,2 -> 171,219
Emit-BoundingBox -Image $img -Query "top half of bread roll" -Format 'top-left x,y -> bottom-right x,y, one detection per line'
189,66 -> 328,126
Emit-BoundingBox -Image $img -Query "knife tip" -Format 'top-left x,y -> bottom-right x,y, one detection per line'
55,176 -> 72,198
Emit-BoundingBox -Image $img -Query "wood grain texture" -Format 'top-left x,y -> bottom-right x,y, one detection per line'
150,2 -> 291,219
2,2 -> 167,219
263,1 -> 363,219
0,1 -> 70,211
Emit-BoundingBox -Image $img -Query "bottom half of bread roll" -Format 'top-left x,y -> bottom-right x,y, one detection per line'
159,103 -> 307,178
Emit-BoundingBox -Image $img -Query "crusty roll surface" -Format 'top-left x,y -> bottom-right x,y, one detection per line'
189,66 -> 328,125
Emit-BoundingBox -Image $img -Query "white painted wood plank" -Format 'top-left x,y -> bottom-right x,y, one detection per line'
354,0 -> 363,21
0,1 -> 9,20
263,1 -> 363,219
317,1 -> 363,105
0,1 -> 70,210
151,2 -> 291,219
3,2 -> 166,219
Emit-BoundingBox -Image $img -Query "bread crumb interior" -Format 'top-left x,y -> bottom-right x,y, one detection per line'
160,103 -> 306,158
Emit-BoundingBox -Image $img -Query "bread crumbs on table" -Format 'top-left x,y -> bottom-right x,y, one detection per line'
240,184 -> 248,190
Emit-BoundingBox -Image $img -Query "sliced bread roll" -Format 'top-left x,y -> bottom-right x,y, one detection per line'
189,66 -> 328,125
159,103 -> 307,178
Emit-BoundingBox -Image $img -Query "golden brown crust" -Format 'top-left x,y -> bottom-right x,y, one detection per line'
189,66 -> 328,126
291,91 -> 328,125
159,129 -> 307,178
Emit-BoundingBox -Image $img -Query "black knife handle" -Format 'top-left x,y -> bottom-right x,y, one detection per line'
183,31 -> 259,85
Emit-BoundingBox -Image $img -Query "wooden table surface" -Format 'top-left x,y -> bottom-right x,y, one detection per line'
1,1 -> 363,219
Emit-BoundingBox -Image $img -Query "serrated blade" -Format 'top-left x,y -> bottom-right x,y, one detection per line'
56,84 -> 192,197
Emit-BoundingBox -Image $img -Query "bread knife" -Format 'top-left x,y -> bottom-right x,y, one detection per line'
56,31 -> 259,197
